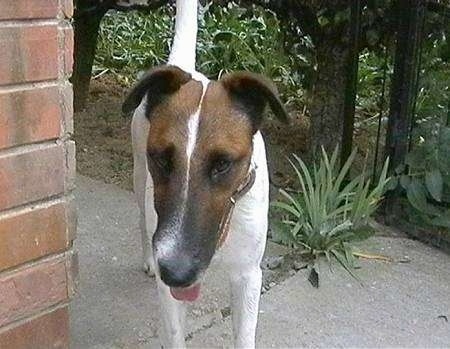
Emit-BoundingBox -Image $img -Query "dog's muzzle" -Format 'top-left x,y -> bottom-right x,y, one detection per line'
156,166 -> 256,301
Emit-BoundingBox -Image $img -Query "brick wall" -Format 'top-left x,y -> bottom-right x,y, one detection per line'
0,1 -> 76,348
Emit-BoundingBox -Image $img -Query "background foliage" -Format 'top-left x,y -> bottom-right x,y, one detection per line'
94,3 -> 308,107
92,2 -> 450,235
94,2 -> 449,122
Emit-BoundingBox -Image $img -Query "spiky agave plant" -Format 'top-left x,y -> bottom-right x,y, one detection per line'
272,147 -> 390,286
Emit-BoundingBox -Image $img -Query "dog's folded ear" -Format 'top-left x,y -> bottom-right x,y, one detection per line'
220,71 -> 290,132
122,65 -> 192,117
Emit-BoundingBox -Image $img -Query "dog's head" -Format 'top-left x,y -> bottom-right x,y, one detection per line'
123,65 -> 288,291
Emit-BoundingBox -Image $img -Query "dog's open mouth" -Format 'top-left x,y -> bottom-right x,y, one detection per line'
170,283 -> 201,302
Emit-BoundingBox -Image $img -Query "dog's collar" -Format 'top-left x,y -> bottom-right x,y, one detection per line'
216,165 -> 257,249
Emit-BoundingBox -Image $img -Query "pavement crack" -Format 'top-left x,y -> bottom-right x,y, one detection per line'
185,317 -> 221,342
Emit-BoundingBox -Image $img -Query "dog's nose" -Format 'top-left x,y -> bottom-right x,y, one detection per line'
158,257 -> 197,287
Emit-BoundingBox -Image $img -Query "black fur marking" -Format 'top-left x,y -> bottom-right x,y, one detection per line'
122,65 -> 192,117
220,71 -> 290,132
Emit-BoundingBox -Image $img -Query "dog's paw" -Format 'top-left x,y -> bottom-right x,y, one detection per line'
143,261 -> 155,277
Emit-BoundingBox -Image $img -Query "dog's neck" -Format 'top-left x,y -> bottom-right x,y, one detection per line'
168,0 -> 198,73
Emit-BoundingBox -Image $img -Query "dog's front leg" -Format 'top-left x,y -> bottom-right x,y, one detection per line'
156,278 -> 186,348
230,266 -> 263,348
132,110 -> 157,275
140,213 -> 155,275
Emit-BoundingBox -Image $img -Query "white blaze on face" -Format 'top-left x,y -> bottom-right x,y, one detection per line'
154,73 -> 210,262
185,109 -> 200,182
183,75 -> 210,202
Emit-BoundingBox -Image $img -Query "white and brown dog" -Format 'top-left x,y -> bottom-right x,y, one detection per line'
123,0 -> 288,347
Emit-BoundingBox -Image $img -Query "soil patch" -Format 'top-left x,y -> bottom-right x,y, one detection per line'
75,76 -> 134,190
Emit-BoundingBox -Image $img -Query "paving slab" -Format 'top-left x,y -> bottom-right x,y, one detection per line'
70,175 -> 288,349
189,237 -> 450,348
71,175 -> 450,348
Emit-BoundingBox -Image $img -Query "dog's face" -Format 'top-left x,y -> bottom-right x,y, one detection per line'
123,66 -> 288,290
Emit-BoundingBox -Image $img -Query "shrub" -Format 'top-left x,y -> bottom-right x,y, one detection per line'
94,9 -> 172,83
394,116 -> 450,230
94,3 -> 308,106
272,148 -> 390,284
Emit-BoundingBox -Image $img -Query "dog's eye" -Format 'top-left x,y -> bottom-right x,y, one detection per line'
148,152 -> 172,175
155,156 -> 170,170
211,159 -> 232,178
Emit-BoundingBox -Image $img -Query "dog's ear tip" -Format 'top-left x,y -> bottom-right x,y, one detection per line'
281,114 -> 291,124
282,107 -> 291,122
221,71 -> 292,130
121,100 -> 135,117
121,110 -> 132,118
275,109 -> 291,125
119,65 -> 192,119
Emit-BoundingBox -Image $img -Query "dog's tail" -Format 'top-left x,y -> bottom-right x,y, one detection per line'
167,0 -> 198,73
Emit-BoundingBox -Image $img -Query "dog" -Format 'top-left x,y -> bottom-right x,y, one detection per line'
122,0 -> 288,347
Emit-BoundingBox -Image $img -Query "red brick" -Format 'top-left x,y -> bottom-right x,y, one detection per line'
0,257 -> 68,327
0,86 -> 62,149
0,25 -> 58,85
0,0 -> 59,20
0,307 -> 69,349
0,202 -> 71,271
0,144 -> 66,211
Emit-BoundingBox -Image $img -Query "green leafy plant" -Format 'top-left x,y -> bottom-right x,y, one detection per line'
94,3 -> 308,107
394,116 -> 450,230
390,13 -> 450,232
356,48 -> 393,120
197,2 -> 307,107
271,148 -> 390,285
94,9 -> 173,82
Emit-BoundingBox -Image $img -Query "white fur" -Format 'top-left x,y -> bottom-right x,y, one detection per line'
131,0 -> 268,347
184,79 -> 209,206
168,0 -> 198,72
186,110 -> 199,167
215,132 -> 269,348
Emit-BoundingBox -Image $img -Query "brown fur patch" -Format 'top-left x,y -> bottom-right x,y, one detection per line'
144,71 -> 291,288
198,81 -> 253,161
147,78 -> 256,281
123,64 -> 288,286
146,78 -> 254,219
146,79 -> 203,219
147,79 -> 203,153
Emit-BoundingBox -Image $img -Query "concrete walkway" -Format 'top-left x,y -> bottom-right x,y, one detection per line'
71,176 -> 450,348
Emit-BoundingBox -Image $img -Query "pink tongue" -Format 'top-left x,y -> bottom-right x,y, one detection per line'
170,283 -> 201,302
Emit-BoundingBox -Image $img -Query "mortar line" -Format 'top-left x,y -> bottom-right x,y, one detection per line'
0,301 -> 70,334
0,193 -> 69,220
0,139 -> 64,158
0,250 -> 70,279
0,79 -> 64,92
0,195 -> 71,220
0,18 -> 60,27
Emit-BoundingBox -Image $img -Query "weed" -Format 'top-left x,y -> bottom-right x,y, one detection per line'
272,148 -> 390,285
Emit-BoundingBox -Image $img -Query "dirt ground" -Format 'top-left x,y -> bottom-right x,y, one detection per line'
74,75 -> 310,191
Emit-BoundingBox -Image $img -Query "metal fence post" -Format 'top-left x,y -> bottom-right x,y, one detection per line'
384,0 -> 425,220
